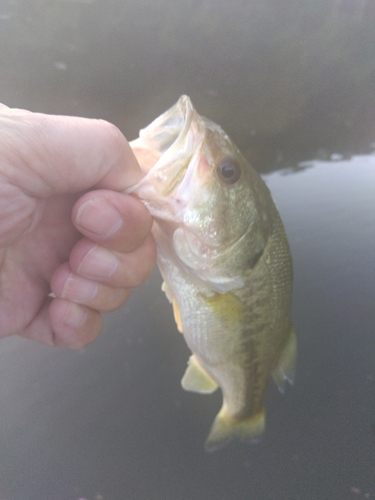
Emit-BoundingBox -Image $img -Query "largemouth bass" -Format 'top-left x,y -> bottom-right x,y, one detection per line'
127,95 -> 296,450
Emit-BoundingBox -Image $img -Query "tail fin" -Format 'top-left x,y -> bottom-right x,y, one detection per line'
205,407 -> 265,452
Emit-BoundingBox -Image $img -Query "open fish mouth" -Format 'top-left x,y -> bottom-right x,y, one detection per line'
129,95 -> 198,174
127,95 -> 253,252
136,95 -> 195,157
127,97 -> 204,205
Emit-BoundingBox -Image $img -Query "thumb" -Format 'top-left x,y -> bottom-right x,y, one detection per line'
0,105 -> 142,197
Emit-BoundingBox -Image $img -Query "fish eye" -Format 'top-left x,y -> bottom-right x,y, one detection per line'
216,157 -> 241,185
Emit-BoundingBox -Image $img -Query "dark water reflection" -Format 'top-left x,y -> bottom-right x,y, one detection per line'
0,1 -> 375,499
0,156 -> 373,500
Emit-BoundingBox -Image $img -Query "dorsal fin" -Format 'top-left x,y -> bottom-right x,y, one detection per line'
272,328 -> 297,392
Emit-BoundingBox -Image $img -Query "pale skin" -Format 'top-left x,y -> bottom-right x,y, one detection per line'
0,103 -> 156,348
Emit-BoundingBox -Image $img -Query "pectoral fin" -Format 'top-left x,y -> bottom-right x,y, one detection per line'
162,281 -> 183,333
272,328 -> 297,393
205,407 -> 265,452
181,355 -> 218,394
171,299 -> 183,333
161,281 -> 172,302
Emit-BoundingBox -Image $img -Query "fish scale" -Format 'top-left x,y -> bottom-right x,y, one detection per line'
127,95 -> 296,450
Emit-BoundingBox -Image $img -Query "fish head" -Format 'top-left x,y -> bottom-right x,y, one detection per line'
128,96 -> 271,292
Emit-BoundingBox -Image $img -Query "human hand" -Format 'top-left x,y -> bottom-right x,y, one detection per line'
0,104 -> 156,348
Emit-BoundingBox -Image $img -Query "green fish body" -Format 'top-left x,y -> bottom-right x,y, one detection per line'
127,96 -> 296,450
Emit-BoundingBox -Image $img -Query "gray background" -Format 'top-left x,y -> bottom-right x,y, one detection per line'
0,1 -> 374,499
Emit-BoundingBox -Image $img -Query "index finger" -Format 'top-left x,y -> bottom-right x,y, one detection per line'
0,106 -> 142,196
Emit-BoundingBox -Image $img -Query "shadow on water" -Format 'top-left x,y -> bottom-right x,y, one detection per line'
0,1 -> 374,499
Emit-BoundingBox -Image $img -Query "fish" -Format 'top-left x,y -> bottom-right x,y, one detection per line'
127,95 -> 296,451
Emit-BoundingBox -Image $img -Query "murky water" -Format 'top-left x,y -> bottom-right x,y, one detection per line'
0,1 -> 374,499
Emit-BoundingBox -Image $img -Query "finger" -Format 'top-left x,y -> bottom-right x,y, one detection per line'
72,190 -> 153,253
20,297 -> 102,349
0,110 -> 142,196
49,299 -> 103,349
69,234 -> 156,287
51,262 -> 132,313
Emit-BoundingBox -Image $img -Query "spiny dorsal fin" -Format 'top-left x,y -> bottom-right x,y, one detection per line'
272,328 -> 297,393
181,355 -> 218,394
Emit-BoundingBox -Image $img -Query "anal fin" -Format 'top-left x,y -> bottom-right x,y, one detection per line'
181,355 -> 218,394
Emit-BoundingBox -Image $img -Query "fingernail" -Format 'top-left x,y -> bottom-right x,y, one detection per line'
61,274 -> 98,302
76,197 -> 122,237
78,245 -> 118,279
62,302 -> 87,328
